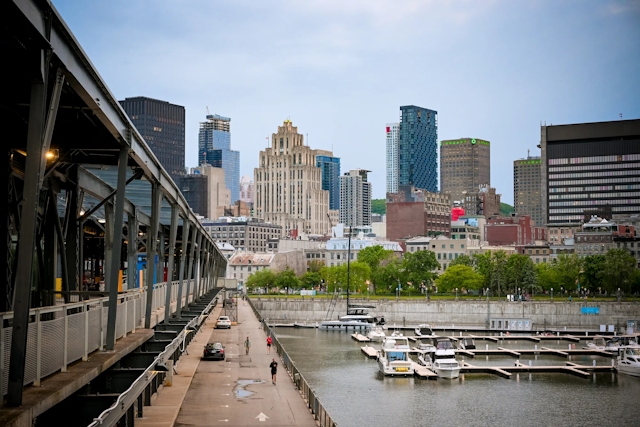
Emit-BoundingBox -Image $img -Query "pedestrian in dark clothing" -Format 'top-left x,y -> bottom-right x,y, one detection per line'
270,359 -> 278,385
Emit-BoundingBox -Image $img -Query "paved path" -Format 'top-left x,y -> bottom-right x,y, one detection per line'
138,299 -> 317,427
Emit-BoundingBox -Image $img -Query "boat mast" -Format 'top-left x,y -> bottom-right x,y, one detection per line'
346,225 -> 351,313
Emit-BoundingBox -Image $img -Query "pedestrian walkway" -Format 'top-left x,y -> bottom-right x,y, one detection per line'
137,297 -> 318,426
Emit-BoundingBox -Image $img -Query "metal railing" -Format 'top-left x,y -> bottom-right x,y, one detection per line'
0,280 -> 207,398
249,298 -> 337,427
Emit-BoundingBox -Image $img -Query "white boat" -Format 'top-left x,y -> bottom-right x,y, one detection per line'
605,334 -> 639,352
367,325 -> 386,342
377,336 -> 415,376
318,320 -> 372,331
616,345 -> 640,377
415,324 -> 434,337
391,330 -> 404,338
432,338 -> 460,379
459,337 -> 476,350
293,320 -> 318,328
416,339 -> 437,353
417,350 -> 433,368
584,336 -> 606,350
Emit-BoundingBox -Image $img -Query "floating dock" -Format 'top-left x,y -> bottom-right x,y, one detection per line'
352,333 -> 371,342
361,345 -> 379,358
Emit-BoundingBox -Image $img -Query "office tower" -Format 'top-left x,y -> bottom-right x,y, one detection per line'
440,138 -> 490,202
316,155 -> 341,210
179,174 -> 209,218
339,169 -> 372,228
514,155 -> 543,226
386,185 -> 451,240
239,175 -> 254,205
385,122 -> 400,193
254,120 -> 331,237
119,97 -> 185,184
187,165 -> 231,219
399,106 -> 438,192
198,114 -> 240,203
540,119 -> 640,224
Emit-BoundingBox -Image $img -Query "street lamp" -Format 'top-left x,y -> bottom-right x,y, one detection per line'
551,287 -> 554,301
455,287 -> 458,301
518,287 -> 521,302
485,287 -> 491,329
617,287 -> 621,302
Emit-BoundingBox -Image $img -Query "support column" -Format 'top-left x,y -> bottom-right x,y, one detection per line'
103,203 -> 114,290
175,219 -> 190,318
8,65 -> 64,406
105,147 -> 129,350
127,209 -> 138,290
42,190 -> 57,308
157,227 -> 165,286
184,228 -> 199,307
64,166 -> 80,293
144,182 -> 162,329
164,204 -> 179,323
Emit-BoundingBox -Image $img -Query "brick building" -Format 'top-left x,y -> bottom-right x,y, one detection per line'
386,185 -> 451,241
485,214 -> 546,246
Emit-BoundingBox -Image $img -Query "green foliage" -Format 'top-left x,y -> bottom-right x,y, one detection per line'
505,254 -> 532,293
358,245 -> 394,271
245,269 -> 276,292
401,250 -> 439,289
554,254 -> 582,292
274,268 -> 300,291
436,265 -> 484,292
500,202 -> 514,216
535,262 -> 560,291
580,255 -> 605,292
307,260 -> 324,273
371,199 -> 386,215
371,259 -> 403,294
450,254 -> 473,268
602,248 -> 636,294
489,250 -> 508,296
301,271 -> 322,289
320,262 -> 371,294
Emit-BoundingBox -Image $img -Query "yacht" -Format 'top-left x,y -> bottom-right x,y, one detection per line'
459,337 -> 476,350
416,338 -> 437,353
367,325 -> 386,342
432,338 -> 460,379
584,336 -> 606,350
616,345 -> 640,377
377,336 -> 415,376
318,319 -> 372,331
605,334 -> 639,352
415,324 -> 434,337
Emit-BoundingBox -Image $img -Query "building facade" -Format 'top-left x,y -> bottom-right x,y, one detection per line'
198,114 -> 240,203
440,138 -> 490,202
179,174 -> 208,218
462,185 -> 502,218
316,155 -> 341,210
540,119 -> 640,224
188,165 -> 231,219
339,169 -> 372,228
514,155 -> 543,226
574,216 -> 635,257
485,214 -> 546,246
203,217 -> 282,253
254,120 -> 331,237
119,97 -> 185,184
385,122 -> 400,194
239,175 -> 254,206
399,106 -> 438,192
428,236 -> 479,272
386,185 -> 451,241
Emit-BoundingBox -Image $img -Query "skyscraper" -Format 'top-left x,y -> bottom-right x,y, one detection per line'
119,96 -> 185,184
254,120 -> 331,237
316,155 -> 341,210
385,122 -> 399,194
514,155 -> 543,226
339,169 -> 372,228
198,114 -> 240,203
540,119 -> 640,224
399,105 -> 438,192
440,138 -> 491,203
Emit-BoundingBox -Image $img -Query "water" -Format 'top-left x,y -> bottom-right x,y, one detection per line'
275,329 -> 639,427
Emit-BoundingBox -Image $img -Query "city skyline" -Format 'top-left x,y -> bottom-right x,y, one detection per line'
52,0 -> 640,204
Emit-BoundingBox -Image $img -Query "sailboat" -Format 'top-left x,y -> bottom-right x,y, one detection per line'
319,226 -> 378,331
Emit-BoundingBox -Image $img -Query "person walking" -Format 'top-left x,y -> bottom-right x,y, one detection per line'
270,358 -> 278,385
266,336 -> 272,354
244,336 -> 251,355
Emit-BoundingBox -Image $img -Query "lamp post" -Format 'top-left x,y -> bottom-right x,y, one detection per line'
617,287 -> 621,302
551,287 -> 553,301
485,287 -> 490,329
518,287 -> 521,302
455,287 -> 458,301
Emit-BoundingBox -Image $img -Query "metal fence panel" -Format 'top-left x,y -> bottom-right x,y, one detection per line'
68,311 -> 85,362
41,317 -> 64,378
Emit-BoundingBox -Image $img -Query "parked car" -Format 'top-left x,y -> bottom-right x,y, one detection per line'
215,316 -> 231,329
203,342 -> 225,360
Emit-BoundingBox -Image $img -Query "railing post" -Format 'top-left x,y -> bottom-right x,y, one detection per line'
132,294 -> 137,333
100,300 -> 105,350
34,310 -> 42,386
84,301 -> 89,361
123,295 -> 128,337
62,308 -> 69,372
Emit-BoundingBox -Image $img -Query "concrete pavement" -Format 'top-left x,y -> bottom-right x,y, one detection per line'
138,298 -> 318,427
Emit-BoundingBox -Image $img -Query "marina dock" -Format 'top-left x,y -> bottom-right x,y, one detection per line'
361,345 -> 379,358
352,333 -> 371,342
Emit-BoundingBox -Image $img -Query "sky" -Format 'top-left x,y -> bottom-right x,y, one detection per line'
52,0 -> 640,205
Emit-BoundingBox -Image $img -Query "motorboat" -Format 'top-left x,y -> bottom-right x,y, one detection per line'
459,338 -> 476,350
616,345 -> 640,377
318,320 -> 372,331
416,339 -> 437,353
415,324 -> 434,337
377,336 -> 415,376
584,336 -> 606,350
293,320 -> 318,328
391,330 -> 404,338
340,306 -> 385,325
604,334 -> 639,352
432,347 -> 460,379
367,325 -> 386,342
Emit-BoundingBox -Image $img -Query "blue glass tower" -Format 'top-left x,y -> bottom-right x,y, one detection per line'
198,114 -> 240,203
316,155 -> 341,210
399,105 -> 438,192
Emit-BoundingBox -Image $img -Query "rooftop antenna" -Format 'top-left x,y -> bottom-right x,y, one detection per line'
206,106 -> 210,115
620,113 -> 623,119
527,149 -> 530,158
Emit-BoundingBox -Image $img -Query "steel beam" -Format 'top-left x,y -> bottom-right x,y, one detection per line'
163,204 -> 179,324
105,147 -> 129,350
64,166 -> 80,292
144,182 -> 162,329
175,219 -> 190,318
127,209 -> 138,290
184,228 -> 198,308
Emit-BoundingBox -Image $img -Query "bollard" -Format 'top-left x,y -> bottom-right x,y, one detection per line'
486,344 -> 489,350
460,331 -> 462,337
593,360 -> 596,367
164,360 -> 174,387
586,331 -> 589,336
516,359 -> 519,366
529,360 -> 532,367
611,359 -> 615,367
568,344 -> 571,350
557,332 -> 560,337
535,344 -> 538,351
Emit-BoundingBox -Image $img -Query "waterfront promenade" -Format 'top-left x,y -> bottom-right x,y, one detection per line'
137,299 -> 318,427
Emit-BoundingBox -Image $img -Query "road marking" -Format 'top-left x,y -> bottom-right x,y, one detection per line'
256,412 -> 269,422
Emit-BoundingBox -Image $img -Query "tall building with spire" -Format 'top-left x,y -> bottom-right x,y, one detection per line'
254,120 -> 331,237
198,114 -> 240,203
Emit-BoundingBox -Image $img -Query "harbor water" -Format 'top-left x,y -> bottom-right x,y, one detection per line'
274,328 -> 639,427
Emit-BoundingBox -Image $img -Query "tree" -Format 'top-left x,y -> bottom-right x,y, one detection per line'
357,245 -> 394,293
536,262 -> 560,292
505,254 -> 530,295
301,271 -> 322,289
602,248 -> 636,294
435,265 -> 484,293
521,258 -> 539,295
450,254 -> 473,268
554,254 -> 582,293
401,250 -> 439,291
489,250 -> 508,296
372,259 -> 403,294
472,252 -> 493,290
245,269 -> 276,293
580,255 -> 605,292
320,262 -> 371,294
307,260 -> 324,273
274,268 -> 300,293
